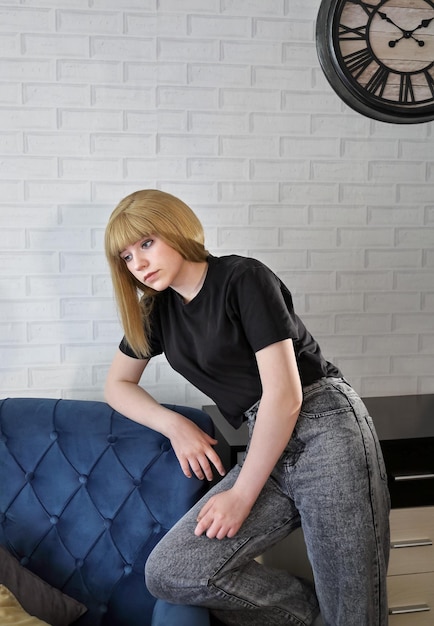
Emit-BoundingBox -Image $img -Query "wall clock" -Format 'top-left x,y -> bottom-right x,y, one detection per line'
316,0 -> 434,123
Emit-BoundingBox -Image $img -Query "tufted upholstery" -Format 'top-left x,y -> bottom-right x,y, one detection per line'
0,397 -> 214,626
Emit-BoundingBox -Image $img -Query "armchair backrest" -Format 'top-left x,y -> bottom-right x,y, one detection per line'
0,398 -> 213,626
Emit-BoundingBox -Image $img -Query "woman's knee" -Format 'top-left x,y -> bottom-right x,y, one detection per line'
145,538 -> 200,603
145,542 -> 173,600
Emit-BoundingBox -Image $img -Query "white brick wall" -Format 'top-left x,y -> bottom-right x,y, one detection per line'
1,0 -> 433,405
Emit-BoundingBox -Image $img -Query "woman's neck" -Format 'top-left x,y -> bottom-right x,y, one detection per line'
174,261 -> 209,304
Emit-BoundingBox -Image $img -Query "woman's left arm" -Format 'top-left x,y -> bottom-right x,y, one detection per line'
195,338 -> 303,539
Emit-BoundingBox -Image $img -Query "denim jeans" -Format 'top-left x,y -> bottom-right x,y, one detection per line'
145,378 -> 391,626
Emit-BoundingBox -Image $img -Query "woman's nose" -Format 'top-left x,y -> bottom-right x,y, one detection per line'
133,252 -> 148,271
133,249 -> 149,270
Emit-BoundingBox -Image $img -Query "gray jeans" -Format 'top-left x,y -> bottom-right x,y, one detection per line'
145,378 -> 391,626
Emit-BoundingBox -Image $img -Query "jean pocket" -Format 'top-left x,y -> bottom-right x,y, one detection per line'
300,384 -> 352,419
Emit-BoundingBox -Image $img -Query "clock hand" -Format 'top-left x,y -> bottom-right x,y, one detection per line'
388,36 -> 404,48
378,11 -> 406,34
378,11 -> 414,46
381,13 -> 434,48
412,17 -> 434,33
388,33 -> 425,48
408,17 -> 434,45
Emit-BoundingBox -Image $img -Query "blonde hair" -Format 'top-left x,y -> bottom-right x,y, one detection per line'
105,189 -> 209,357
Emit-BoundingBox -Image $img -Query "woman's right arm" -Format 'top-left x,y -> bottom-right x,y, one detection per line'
104,349 -> 225,481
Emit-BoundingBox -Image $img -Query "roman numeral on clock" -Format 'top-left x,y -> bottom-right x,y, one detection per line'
343,47 -> 375,78
365,65 -> 389,96
399,74 -> 415,103
424,70 -> 434,98
339,23 -> 367,40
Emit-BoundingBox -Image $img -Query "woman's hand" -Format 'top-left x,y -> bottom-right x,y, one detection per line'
194,488 -> 252,539
169,418 -> 226,482
105,351 -> 225,482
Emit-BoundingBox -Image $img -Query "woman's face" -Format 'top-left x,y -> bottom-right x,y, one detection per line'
120,235 -> 187,292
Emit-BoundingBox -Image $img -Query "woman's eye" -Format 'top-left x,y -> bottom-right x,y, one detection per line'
122,253 -> 132,263
142,239 -> 153,249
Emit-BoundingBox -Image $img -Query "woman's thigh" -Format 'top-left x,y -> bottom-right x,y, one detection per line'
282,378 -> 390,624
145,463 -> 301,604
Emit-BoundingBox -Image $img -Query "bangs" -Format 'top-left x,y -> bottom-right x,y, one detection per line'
105,211 -> 151,258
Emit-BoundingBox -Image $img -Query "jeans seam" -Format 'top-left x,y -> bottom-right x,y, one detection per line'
209,583 -> 315,626
354,409 -> 384,626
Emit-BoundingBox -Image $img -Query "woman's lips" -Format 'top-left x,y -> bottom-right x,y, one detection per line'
144,270 -> 158,283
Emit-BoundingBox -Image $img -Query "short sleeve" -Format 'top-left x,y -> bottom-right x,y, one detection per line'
118,336 -> 140,358
230,262 -> 300,353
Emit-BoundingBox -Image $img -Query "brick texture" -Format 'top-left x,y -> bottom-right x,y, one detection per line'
0,0 -> 433,403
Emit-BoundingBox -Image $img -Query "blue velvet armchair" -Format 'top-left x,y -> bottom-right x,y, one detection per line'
0,397 -> 213,626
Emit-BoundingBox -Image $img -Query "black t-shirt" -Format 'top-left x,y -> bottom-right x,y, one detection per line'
119,255 -> 342,428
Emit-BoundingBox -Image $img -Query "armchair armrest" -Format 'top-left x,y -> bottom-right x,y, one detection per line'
151,600 -> 210,626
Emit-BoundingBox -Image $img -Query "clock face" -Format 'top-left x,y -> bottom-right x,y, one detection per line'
316,0 -> 434,123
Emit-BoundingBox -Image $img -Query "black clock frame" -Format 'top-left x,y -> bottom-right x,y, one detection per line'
316,0 -> 434,124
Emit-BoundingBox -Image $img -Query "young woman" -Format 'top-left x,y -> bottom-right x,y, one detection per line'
104,189 -> 390,626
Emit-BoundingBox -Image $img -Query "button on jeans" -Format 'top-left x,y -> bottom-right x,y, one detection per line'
145,378 -> 391,626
